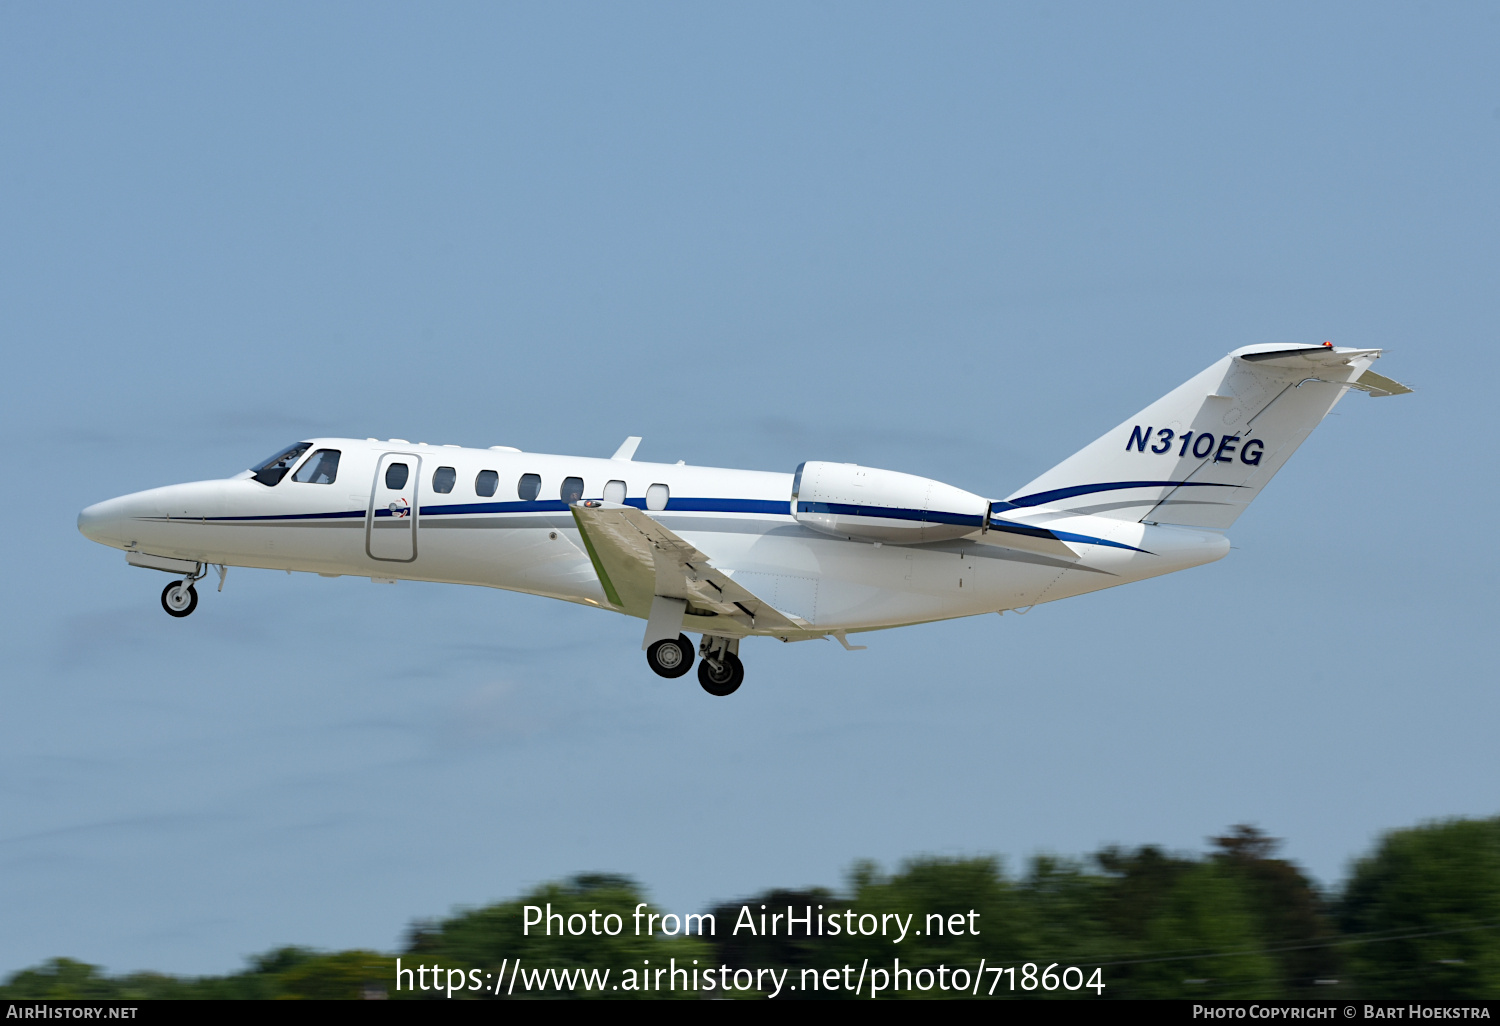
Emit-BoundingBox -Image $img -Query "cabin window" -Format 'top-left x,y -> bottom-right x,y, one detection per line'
517,473 -> 541,501
385,463 -> 410,490
250,442 -> 310,486
560,476 -> 585,503
475,470 -> 498,497
291,449 -> 341,485
432,466 -> 456,494
646,483 -> 669,511
603,479 -> 626,504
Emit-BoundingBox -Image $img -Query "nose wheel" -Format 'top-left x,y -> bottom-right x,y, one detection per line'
161,581 -> 199,617
159,563 -> 211,617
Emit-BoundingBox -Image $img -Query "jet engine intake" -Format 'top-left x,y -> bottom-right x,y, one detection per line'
791,461 -> 989,543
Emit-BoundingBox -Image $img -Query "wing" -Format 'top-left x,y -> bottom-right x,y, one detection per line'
569,501 -> 805,635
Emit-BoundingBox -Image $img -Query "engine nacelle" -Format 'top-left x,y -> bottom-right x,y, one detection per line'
791,461 -> 990,543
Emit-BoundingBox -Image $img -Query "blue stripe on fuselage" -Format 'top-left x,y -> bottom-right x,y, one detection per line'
796,501 -> 984,528
997,479 -> 1248,511
796,501 -> 1150,553
164,496 -> 792,522
163,496 -> 1149,552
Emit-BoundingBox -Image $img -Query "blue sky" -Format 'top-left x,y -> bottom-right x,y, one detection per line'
2,2 -> 1497,976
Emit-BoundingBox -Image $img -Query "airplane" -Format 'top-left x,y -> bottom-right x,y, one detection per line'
77,343 -> 1410,696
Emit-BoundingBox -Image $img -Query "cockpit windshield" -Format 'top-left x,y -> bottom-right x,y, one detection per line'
250,442 -> 311,486
292,449 -> 341,485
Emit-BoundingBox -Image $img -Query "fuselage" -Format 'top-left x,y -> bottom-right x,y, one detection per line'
77,437 -> 1229,637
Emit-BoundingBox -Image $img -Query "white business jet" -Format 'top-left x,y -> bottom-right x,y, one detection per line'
78,344 -> 1409,696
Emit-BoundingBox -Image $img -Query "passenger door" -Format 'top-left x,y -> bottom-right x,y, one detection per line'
368,453 -> 420,562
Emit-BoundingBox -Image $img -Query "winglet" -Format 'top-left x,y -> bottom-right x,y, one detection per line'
611,436 -> 642,461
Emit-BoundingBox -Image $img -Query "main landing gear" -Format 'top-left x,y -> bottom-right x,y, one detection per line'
696,636 -> 744,697
645,634 -> 694,678
644,634 -> 746,696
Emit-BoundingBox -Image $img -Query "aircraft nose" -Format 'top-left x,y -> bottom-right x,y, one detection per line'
78,498 -> 128,547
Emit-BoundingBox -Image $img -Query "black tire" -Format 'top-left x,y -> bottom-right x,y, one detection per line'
646,633 -> 694,678
697,652 -> 744,696
161,582 -> 198,618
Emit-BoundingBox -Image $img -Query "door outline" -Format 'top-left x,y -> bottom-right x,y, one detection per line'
367,452 -> 421,563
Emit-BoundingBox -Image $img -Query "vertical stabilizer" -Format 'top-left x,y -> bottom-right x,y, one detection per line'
1002,344 -> 1408,529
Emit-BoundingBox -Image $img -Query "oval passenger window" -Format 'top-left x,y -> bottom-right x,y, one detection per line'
646,483 -> 669,511
432,466 -> 456,494
385,463 -> 410,490
603,479 -> 626,504
560,476 -> 584,502
475,470 -> 498,497
517,473 -> 541,501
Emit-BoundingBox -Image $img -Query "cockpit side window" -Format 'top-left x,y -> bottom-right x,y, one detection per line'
292,449 -> 341,485
432,466 -> 456,494
251,443 -> 311,486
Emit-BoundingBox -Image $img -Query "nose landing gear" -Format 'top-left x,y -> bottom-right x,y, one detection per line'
161,580 -> 199,617
159,563 -> 212,618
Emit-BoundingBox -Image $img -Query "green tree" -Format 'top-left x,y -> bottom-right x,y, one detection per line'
405,873 -> 711,999
1092,844 -> 1279,998
0,958 -> 121,999
706,887 -> 835,981
1210,825 -> 1341,994
1340,817 -> 1500,998
274,950 -> 396,1000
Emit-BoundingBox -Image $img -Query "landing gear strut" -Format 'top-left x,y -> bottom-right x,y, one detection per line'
160,564 -> 209,618
645,633 -> 694,678
697,636 -> 745,696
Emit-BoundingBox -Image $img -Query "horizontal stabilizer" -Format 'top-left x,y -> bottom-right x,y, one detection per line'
1352,369 -> 1414,397
1239,347 -> 1382,368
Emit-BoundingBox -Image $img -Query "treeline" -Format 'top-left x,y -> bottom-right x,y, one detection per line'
4,817 -> 1497,1000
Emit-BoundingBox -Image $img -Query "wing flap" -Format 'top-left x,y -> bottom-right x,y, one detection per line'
570,502 -> 803,633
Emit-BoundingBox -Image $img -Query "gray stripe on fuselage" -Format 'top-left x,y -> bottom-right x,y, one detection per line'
420,515 -> 571,530
138,517 -> 363,528
142,511 -> 1101,574
651,515 -> 797,537
419,512 -> 798,535
932,543 -> 1112,574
